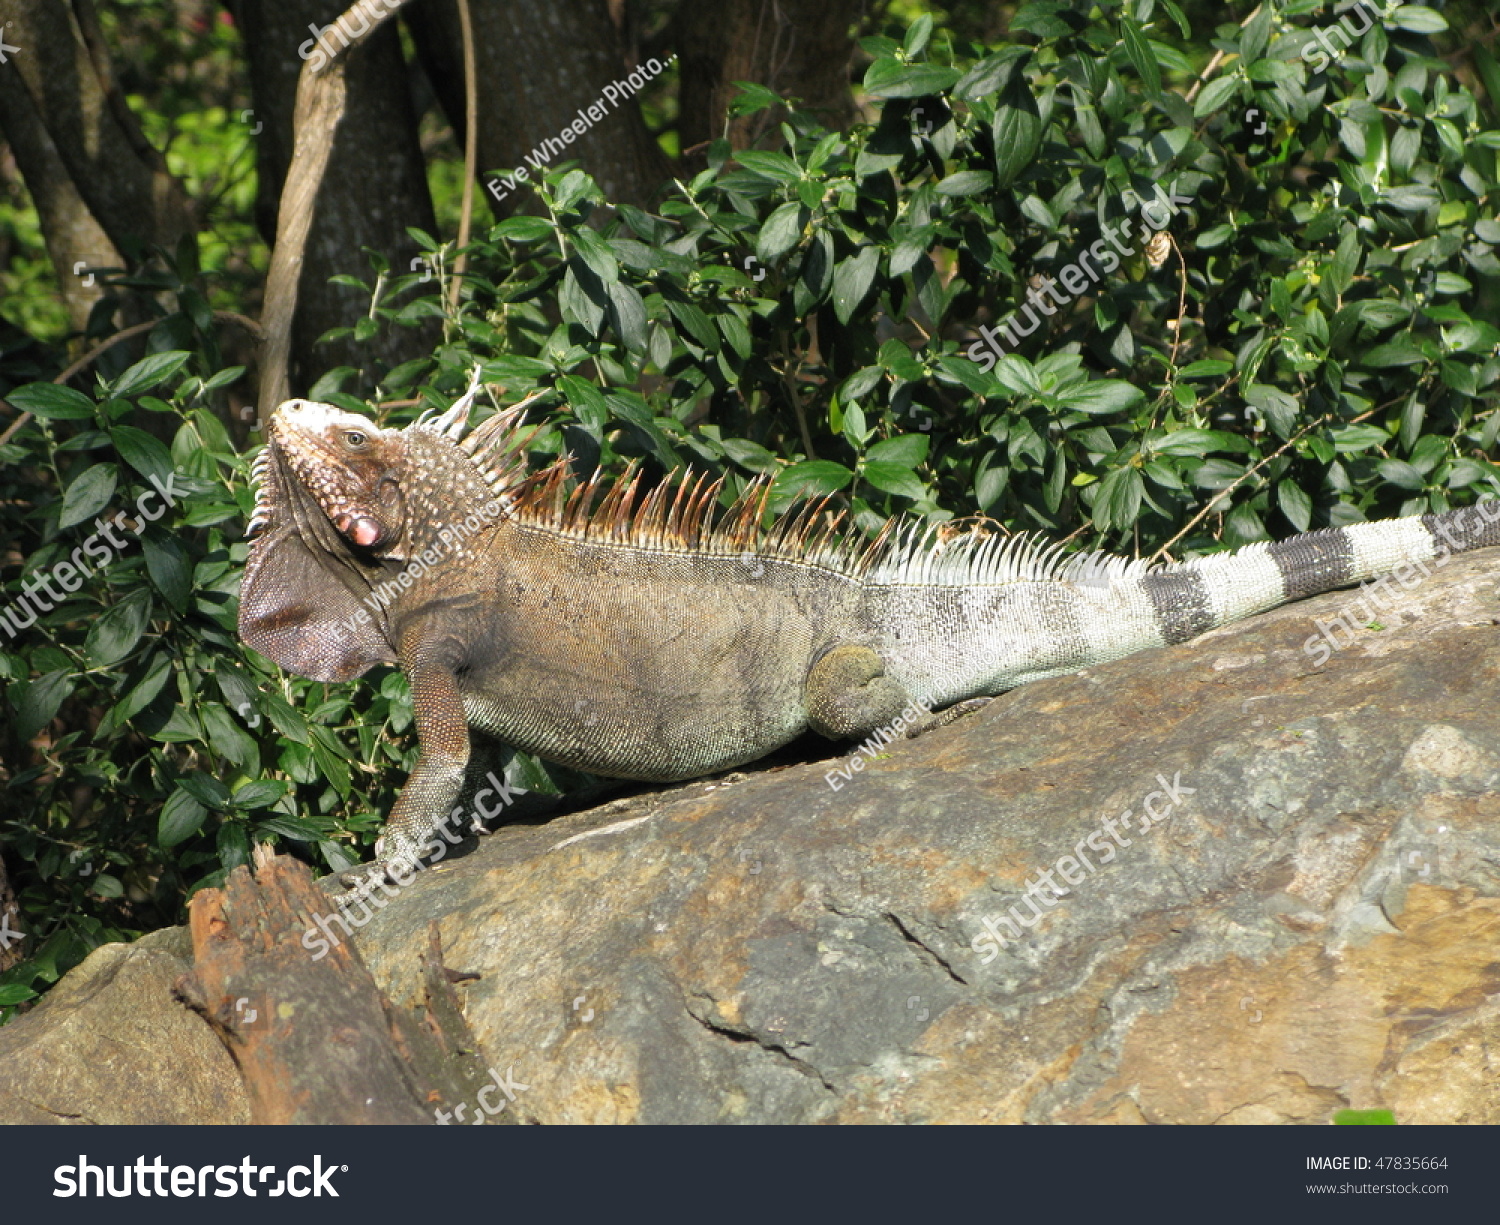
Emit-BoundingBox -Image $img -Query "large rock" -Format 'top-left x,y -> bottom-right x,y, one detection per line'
4,551 -> 1499,1123
0,927 -> 248,1124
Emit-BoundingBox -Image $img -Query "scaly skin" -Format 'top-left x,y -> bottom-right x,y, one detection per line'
239,391 -> 1500,894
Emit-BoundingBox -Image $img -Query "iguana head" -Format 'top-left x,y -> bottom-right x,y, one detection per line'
238,400 -> 412,682
260,400 -> 409,553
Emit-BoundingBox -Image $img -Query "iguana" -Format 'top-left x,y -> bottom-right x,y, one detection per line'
239,380 -> 1500,892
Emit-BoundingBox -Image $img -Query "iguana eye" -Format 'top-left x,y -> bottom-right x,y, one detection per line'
343,430 -> 368,449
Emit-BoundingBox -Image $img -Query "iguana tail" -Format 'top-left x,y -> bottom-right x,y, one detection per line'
871,504 -> 1500,704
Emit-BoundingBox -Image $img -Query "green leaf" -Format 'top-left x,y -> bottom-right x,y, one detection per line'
59,463 -> 118,529
936,170 -> 993,197
1175,359 -> 1233,379
108,426 -> 176,487
903,12 -> 934,57
795,230 -> 835,316
110,651 -> 173,725
773,461 -> 854,500
84,590 -> 152,667
178,771 -> 232,808
721,438 -> 778,472
558,374 -> 610,430
560,266 -> 605,334
1278,480 -> 1313,532
1152,429 -> 1240,457
1092,466 -> 1144,531
254,815 -> 324,842
14,670 -> 71,740
863,461 -> 927,500
1389,6 -> 1446,33
991,76 -> 1043,188
1377,459 -> 1427,491
606,281 -> 648,353
492,216 -> 555,243
570,227 -> 619,286
757,201 -> 806,264
111,351 -> 192,398
734,150 -> 802,184
867,435 -> 930,466
201,702 -> 258,768
832,245 -> 881,324
1192,75 -> 1239,118
1120,17 -> 1162,100
1056,381 -> 1145,415
665,297 -> 718,350
6,382 -> 95,420
863,59 -> 962,99
1243,385 -> 1301,436
953,48 -> 1030,104
142,531 -> 192,612
718,312 -> 752,360
159,789 -> 208,847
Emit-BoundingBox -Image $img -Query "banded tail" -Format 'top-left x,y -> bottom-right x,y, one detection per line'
871,504 -> 1500,705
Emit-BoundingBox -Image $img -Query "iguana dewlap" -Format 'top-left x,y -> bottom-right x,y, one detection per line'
239,387 -> 1500,886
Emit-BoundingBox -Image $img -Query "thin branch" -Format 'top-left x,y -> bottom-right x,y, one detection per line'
1147,389 -> 1408,566
1183,5 -> 1262,104
258,0 -> 420,417
1148,415 -> 1330,564
0,312 -> 264,451
448,0 -> 479,314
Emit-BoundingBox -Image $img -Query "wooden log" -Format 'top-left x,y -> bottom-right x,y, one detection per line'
175,845 -> 493,1124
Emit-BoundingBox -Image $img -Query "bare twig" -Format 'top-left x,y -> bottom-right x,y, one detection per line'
448,0 -> 479,315
1183,4 -> 1262,104
0,312 -> 264,451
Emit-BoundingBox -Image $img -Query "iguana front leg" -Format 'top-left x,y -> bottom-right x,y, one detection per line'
805,644 -> 990,741
338,635 -> 470,896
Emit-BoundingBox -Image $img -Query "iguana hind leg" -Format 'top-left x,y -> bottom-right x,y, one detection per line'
806,643 -> 990,741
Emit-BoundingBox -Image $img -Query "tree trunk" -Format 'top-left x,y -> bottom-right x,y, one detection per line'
234,0 -> 439,397
0,63 -> 120,332
0,0 -> 192,259
405,0 -> 672,215
670,0 -> 867,153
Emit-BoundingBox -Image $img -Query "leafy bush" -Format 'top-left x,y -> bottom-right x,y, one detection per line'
3,1 -> 1499,1017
